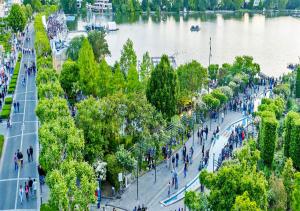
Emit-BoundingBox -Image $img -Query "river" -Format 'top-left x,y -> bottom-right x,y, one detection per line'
69,11 -> 300,77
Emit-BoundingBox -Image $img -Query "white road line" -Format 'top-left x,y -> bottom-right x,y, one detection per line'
0,178 -> 37,182
6,132 -> 37,139
14,37 -> 30,210
1,209 -> 37,211
13,100 -> 36,102
14,91 -> 34,95
10,121 -> 38,124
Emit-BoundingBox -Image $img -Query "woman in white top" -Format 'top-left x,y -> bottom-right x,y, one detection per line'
33,179 -> 37,197
19,185 -> 23,205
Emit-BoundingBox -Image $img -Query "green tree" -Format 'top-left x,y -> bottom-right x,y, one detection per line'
87,31 -> 111,62
115,145 -> 136,172
211,89 -> 228,105
202,93 -> 220,110
146,55 -> 178,120
199,140 -> 268,210
66,36 -> 84,61
290,118 -> 300,170
259,112 -> 278,167
268,174 -> 287,210
140,51 -> 153,85
60,0 -> 77,13
296,67 -> 300,98
31,0 -> 42,11
119,39 -> 137,76
8,4 -> 27,33
25,4 -> 33,19
127,64 -> 142,93
112,63 -> 126,93
98,59 -> 113,98
292,172 -> 300,211
177,60 -> 208,94
284,112 -> 299,157
78,38 -> 99,96
184,191 -> 208,211
36,97 -> 70,124
283,158 -> 295,211
38,81 -> 64,99
232,192 -> 260,211
208,64 -> 219,80
231,56 -> 260,80
59,60 -> 80,104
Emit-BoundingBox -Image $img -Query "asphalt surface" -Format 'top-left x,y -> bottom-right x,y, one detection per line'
0,23 -> 39,210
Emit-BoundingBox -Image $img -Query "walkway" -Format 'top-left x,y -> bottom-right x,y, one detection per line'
0,23 -> 39,210
108,87 -> 267,211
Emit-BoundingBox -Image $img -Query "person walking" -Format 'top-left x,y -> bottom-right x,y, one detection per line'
28,177 -> 33,196
26,148 -> 30,163
171,155 -> 175,170
14,153 -> 18,172
25,182 -> 29,201
13,102 -> 16,113
17,101 -> 20,112
184,162 -> 188,178
33,179 -> 37,198
29,145 -> 33,162
175,152 -> 179,168
168,181 -> 171,196
205,125 -> 208,140
221,111 -> 224,123
19,185 -> 24,205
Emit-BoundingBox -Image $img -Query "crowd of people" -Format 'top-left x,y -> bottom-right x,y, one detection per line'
18,177 -> 37,205
47,13 -> 65,39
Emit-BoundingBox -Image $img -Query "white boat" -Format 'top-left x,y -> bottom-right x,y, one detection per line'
106,22 -> 119,31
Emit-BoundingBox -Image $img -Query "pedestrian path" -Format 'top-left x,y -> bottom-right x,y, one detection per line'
109,87 -> 269,210
0,23 -> 39,210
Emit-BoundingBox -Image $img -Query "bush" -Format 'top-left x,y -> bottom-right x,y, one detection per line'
2,104 -> 11,111
4,97 -> 12,105
8,87 -> 15,94
0,135 -> 3,156
296,67 -> 300,98
40,204 -> 56,211
0,109 -> 11,119
290,119 -> 300,170
105,154 -> 122,191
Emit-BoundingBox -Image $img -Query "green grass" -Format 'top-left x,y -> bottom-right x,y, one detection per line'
4,97 -> 12,105
0,135 -> 4,157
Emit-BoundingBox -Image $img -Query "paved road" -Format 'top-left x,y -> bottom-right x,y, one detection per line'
0,23 -> 39,210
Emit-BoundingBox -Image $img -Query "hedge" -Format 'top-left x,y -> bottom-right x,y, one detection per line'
0,135 -> 4,157
0,109 -> 11,119
284,112 -> 300,157
8,87 -> 15,94
260,113 -> 278,167
290,119 -> 300,170
296,67 -> 300,98
4,97 -> 12,105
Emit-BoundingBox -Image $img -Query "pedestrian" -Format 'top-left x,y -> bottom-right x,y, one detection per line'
38,165 -> 46,185
19,185 -> 23,205
13,102 -> 16,112
168,181 -> 171,196
184,162 -> 187,178
25,182 -> 29,201
221,112 -> 224,123
33,179 -> 37,198
28,177 -> 33,196
205,125 -> 208,140
29,145 -> 33,162
17,101 -> 20,112
27,148 -> 30,163
175,152 -> 179,168
189,146 -> 194,164
171,155 -> 175,170
14,153 -> 18,171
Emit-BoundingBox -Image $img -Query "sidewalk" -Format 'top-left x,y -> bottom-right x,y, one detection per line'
108,109 -> 244,210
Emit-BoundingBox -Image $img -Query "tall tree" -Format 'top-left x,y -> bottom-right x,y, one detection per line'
283,158 -> 295,211
112,63 -> 126,93
232,192 -> 260,211
8,4 -> 27,33
119,39 -> 137,76
292,172 -> 300,211
87,31 -> 111,62
140,51 -> 153,85
146,55 -> 178,120
98,59 -> 113,98
296,67 -> 300,98
60,60 -> 80,103
66,36 -> 84,61
78,38 -> 99,96
127,64 -> 141,93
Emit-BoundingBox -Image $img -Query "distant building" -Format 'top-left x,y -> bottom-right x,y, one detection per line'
87,0 -> 112,13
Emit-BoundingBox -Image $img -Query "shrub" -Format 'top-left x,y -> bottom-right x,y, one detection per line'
105,154 -> 122,190
0,109 -> 11,119
8,87 -> 15,94
296,67 -> 300,98
290,119 -> 300,170
4,97 -> 12,105
2,104 -> 11,111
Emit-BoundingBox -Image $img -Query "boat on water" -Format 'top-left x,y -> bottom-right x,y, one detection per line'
190,25 -> 200,32
85,21 -> 119,32
106,22 -> 119,31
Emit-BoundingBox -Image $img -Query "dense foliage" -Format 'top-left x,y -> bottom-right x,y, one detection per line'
8,4 -> 27,33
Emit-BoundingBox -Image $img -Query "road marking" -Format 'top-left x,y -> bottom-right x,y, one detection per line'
1,209 -> 37,211
0,178 -> 37,182
14,34 -> 30,210
14,91 -> 35,95
6,132 -> 37,139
